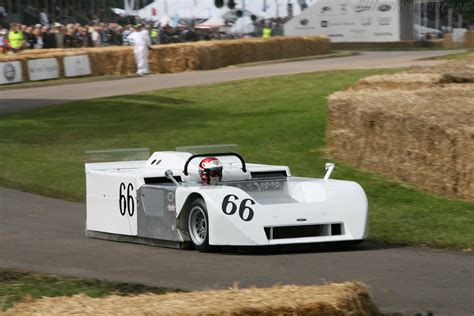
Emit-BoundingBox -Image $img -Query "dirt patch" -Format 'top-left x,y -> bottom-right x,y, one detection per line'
327,57 -> 474,200
4,282 -> 379,315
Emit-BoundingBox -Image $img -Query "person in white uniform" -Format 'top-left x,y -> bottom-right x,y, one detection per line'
127,24 -> 151,76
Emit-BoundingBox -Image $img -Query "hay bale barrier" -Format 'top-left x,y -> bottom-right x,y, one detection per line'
464,31 -> 474,48
0,36 -> 330,80
5,282 -> 380,315
327,57 -> 474,200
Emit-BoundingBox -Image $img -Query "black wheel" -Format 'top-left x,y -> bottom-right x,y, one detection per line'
187,198 -> 212,252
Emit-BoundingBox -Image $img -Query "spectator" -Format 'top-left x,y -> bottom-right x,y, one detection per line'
8,23 -> 25,52
32,25 -> 43,49
91,26 -> 101,47
3,18 -> 258,54
127,24 -> 151,76
39,8 -> 50,27
100,23 -> 109,46
24,26 -> 37,48
0,28 -> 8,54
121,25 -> 132,46
262,23 -> 272,39
63,27 -> 77,48
53,23 -> 64,48
42,26 -> 56,48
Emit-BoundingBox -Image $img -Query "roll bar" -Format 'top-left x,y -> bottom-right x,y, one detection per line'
183,152 -> 246,176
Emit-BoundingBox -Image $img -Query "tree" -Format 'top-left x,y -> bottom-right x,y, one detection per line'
227,0 -> 236,10
446,0 -> 474,21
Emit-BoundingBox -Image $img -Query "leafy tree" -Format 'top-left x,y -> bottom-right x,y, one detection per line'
446,0 -> 474,21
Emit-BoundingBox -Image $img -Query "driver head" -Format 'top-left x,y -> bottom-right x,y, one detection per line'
199,157 -> 223,185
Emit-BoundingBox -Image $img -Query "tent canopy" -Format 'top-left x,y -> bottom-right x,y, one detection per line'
230,16 -> 255,34
195,16 -> 226,29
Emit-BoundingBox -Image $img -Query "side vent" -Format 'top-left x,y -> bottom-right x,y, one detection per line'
144,176 -> 182,185
264,223 -> 344,240
331,223 -> 342,236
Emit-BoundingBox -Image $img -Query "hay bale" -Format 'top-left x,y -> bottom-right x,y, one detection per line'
328,57 -> 474,200
443,33 -> 454,49
330,41 -> 418,51
327,84 -> 474,200
0,36 -> 330,79
4,282 -> 380,316
464,31 -> 474,48
353,72 -> 443,90
413,56 -> 474,84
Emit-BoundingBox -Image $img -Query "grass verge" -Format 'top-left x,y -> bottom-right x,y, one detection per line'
0,69 -> 472,249
418,48 -> 474,61
0,74 -> 137,91
0,269 -> 178,311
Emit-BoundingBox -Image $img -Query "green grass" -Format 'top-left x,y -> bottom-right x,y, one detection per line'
420,48 -> 474,61
0,69 -> 473,249
0,74 -> 137,91
0,269 -> 178,311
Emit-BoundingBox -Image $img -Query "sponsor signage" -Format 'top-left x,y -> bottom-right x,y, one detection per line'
64,54 -> 92,77
284,0 -> 400,42
452,28 -> 467,43
28,58 -> 59,81
0,61 -> 22,85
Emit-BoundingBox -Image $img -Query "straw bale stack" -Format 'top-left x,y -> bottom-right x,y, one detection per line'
353,72 -> 443,90
4,282 -> 380,316
465,32 -> 474,48
331,41 -> 419,51
413,56 -> 474,84
0,36 -> 330,80
443,33 -> 454,49
327,78 -> 474,200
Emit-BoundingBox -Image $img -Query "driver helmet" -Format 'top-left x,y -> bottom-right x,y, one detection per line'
199,157 -> 223,185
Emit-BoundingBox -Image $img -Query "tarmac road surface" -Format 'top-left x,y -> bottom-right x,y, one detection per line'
0,50 -> 465,116
0,49 -> 473,314
0,187 -> 473,315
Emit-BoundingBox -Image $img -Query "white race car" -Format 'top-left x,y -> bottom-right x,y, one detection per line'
85,149 -> 368,252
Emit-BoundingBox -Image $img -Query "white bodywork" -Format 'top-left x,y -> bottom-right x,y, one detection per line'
85,151 -> 368,247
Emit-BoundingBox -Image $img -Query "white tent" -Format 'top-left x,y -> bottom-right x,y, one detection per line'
195,16 -> 226,29
175,7 -> 212,19
135,0 -> 310,22
414,24 -> 442,39
230,16 -> 255,34
159,15 -> 172,26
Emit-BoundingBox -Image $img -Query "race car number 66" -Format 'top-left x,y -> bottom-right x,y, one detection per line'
119,183 -> 135,216
222,194 -> 255,222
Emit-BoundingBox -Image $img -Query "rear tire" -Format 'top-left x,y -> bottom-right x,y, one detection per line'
188,198 -> 212,252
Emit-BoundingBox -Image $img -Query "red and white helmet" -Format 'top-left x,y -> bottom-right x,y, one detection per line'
199,157 -> 223,185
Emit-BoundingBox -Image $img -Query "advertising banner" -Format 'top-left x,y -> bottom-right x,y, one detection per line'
284,0 -> 401,42
0,61 -> 22,85
28,58 -> 59,81
64,55 -> 92,77
452,28 -> 467,43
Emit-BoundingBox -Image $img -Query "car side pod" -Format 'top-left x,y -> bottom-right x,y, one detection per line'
324,162 -> 335,181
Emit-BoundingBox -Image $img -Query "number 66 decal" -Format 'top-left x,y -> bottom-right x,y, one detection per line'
222,194 -> 255,222
119,183 -> 135,216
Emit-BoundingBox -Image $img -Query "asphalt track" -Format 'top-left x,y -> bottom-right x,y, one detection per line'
1,187 -> 473,315
0,50 -> 465,115
0,50 -> 473,314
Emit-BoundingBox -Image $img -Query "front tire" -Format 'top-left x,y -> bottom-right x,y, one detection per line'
188,198 -> 212,252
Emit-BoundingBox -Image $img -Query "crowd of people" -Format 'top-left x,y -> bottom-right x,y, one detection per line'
0,17 -> 284,55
